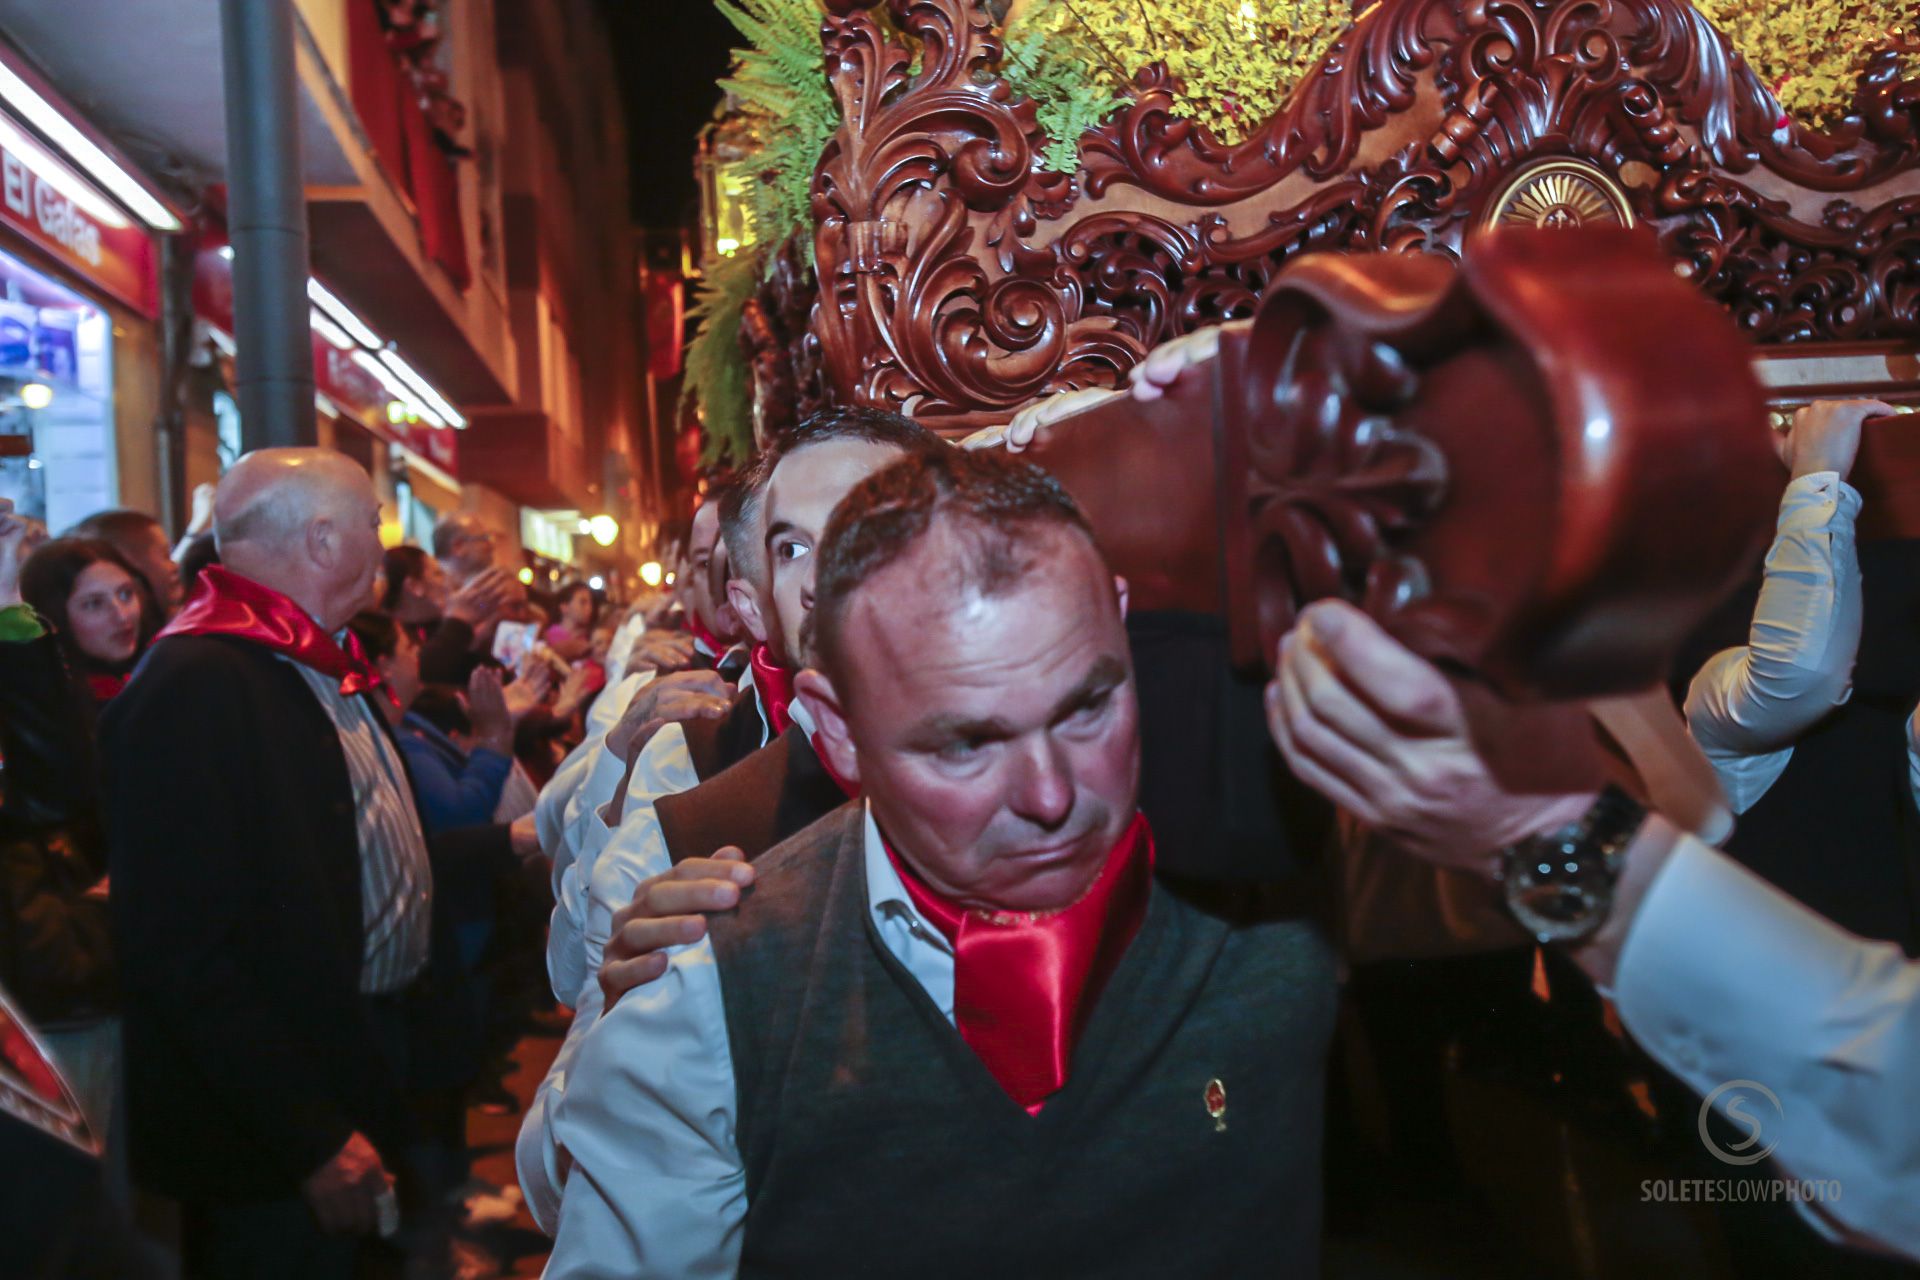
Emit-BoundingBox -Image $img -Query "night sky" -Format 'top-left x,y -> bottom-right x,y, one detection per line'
599,0 -> 740,228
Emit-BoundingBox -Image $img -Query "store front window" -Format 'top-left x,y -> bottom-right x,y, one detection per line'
0,245 -> 113,533
395,477 -> 440,548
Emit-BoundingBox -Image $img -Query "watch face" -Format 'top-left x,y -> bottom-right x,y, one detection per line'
1503,838 -> 1612,944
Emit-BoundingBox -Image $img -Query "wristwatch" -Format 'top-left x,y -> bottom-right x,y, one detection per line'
1496,785 -> 1648,945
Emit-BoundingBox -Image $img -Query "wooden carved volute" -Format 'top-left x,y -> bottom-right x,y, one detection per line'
1025,228 -> 1781,698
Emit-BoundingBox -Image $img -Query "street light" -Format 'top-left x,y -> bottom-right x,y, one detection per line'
587,514 -> 620,547
18,382 -> 53,410
640,561 -> 663,587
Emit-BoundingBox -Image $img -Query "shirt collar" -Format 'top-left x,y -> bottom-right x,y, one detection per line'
789,690 -> 817,740
863,801 -> 953,957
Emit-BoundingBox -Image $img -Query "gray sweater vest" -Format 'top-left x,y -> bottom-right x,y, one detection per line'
709,806 -> 1339,1278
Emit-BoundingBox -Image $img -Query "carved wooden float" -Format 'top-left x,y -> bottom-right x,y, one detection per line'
1021,226 -> 1780,698
736,0 -> 1920,444
729,0 -> 1920,441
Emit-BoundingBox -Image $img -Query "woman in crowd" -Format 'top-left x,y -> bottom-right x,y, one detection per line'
0,520 -> 137,1179
544,582 -> 596,663
20,538 -> 157,707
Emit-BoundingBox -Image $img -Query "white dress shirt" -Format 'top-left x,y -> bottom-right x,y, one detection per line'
540,805 -> 952,1274
1684,472 -> 1863,813
523,674 -> 769,1232
536,672 -> 652,870
1614,825 -> 1920,1259
603,614 -> 648,690
545,723 -> 696,1007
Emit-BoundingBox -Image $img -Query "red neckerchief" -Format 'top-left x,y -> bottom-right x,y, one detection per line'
688,615 -> 722,661
160,566 -> 390,703
885,812 -> 1154,1113
748,642 -> 794,736
0,1004 -> 63,1105
754,648 -> 860,800
85,672 -> 128,703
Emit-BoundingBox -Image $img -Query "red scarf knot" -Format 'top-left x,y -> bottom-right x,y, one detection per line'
688,616 -> 722,662
748,642 -> 858,799
160,566 -> 393,704
885,811 -> 1154,1113
748,642 -> 795,737
85,672 -> 128,704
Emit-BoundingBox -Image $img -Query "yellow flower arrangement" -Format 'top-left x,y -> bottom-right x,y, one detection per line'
1689,0 -> 1913,130
1004,0 -> 1354,146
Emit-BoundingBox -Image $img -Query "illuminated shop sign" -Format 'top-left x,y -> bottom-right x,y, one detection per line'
0,113 -> 156,316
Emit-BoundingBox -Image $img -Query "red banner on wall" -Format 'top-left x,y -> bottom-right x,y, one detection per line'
0,119 -> 157,316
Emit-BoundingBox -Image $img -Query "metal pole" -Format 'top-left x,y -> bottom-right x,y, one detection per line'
219,0 -> 315,450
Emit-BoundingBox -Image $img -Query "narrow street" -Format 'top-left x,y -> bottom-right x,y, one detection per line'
444,1021 -> 562,1279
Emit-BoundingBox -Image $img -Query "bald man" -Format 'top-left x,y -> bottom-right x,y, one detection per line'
101,449 -> 429,1279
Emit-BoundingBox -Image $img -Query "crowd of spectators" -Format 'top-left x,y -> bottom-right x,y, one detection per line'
0,472 -> 696,1277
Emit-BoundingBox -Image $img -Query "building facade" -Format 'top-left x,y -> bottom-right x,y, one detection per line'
0,0 -> 647,586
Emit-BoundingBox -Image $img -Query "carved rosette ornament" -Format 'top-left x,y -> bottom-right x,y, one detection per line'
794,0 -> 1920,433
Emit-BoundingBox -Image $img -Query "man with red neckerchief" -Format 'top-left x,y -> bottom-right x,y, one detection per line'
517,408 -> 945,1234
544,449 -> 1336,1277
102,450 -> 437,1279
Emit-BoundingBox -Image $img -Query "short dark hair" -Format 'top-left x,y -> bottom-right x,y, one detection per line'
382,545 -> 430,613
21,537 -> 159,669
719,454 -> 772,588
410,685 -> 472,737
346,610 -> 402,664
66,508 -> 163,544
808,449 -> 1096,686
769,405 -> 943,461
557,582 -> 596,622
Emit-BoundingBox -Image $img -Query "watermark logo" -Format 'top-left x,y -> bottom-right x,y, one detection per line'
1698,1079 -> 1783,1167
1641,1078 -> 1840,1205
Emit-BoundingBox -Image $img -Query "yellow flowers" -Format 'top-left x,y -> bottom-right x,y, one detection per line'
1693,0 -> 1916,130
1005,0 -> 1354,146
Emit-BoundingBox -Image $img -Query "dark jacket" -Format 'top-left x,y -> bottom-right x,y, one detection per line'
656,726 -> 851,867
0,629 -> 115,1026
100,633 -> 477,1200
676,684 -> 769,784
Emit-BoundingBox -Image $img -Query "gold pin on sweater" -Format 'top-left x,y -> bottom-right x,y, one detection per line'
1204,1078 -> 1227,1132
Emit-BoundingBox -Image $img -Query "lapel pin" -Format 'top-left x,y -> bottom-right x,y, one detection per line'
1204,1078 -> 1227,1132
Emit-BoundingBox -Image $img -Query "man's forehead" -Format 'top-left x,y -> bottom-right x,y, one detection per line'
841,527 -> 1123,701
767,440 -> 902,525
692,503 -> 720,540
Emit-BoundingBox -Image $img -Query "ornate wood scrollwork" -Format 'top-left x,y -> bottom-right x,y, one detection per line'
795,0 -> 1920,434
1024,228 -> 1781,696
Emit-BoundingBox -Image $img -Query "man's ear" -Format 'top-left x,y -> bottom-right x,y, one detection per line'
1113,574 -> 1130,621
726,578 -> 770,645
794,667 -> 858,787
307,517 -> 338,570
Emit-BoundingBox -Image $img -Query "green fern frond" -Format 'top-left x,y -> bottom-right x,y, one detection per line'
681,249 -> 765,465
1000,11 -> 1128,173
713,0 -> 841,269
